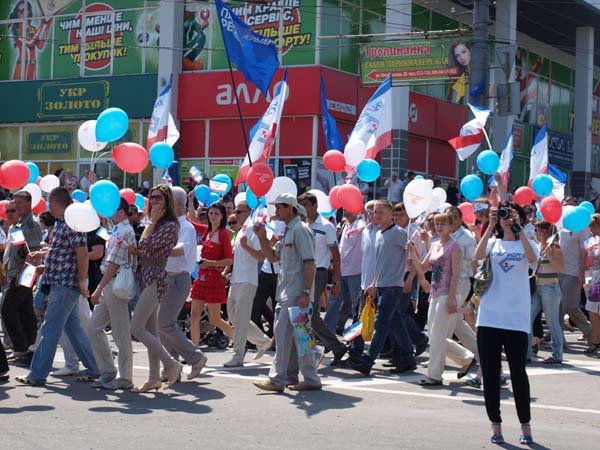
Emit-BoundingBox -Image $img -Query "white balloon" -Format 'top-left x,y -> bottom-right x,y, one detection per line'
64,202 -> 100,232
78,120 -> 107,152
23,183 -> 42,207
344,140 -> 367,167
308,189 -> 332,214
266,176 -> 297,202
427,187 -> 448,212
403,179 -> 433,219
234,192 -> 246,207
39,175 -> 60,193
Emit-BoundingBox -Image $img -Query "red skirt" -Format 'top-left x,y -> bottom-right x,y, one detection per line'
190,269 -> 227,304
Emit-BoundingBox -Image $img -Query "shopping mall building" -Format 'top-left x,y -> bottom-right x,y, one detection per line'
0,1 -> 598,196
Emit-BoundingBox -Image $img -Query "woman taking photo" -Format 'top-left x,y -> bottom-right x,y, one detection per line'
475,202 -> 538,445
189,202 -> 233,346
128,185 -> 182,393
529,221 -> 564,364
408,213 -> 473,386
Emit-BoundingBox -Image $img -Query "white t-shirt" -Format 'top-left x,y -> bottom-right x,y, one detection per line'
476,238 -> 539,333
386,179 -> 403,203
165,216 -> 197,273
231,227 -> 261,286
309,215 -> 338,269
559,229 -> 590,276
452,226 -> 477,278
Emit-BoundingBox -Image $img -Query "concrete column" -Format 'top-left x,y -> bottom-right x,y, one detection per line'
571,26 -> 594,198
380,0 -> 410,198
491,0 -> 517,152
154,0 -> 184,185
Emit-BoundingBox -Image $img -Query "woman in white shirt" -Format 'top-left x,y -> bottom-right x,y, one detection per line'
474,202 -> 538,445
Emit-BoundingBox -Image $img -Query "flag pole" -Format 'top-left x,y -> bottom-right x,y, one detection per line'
224,57 -> 253,167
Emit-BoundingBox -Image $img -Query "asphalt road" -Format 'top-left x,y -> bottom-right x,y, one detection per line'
1,330 -> 599,450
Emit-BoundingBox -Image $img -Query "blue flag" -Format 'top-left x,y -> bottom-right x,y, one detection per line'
215,0 -> 279,97
320,74 -> 343,150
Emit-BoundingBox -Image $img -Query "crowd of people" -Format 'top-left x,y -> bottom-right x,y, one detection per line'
1,177 -> 599,446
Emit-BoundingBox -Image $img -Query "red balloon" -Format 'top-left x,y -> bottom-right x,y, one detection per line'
329,185 -> 342,210
458,202 -> 476,226
120,188 -> 136,205
323,150 -> 346,172
513,186 -> 535,206
33,198 -> 46,215
540,196 -> 562,223
0,200 -> 8,219
338,184 -> 363,214
247,162 -> 274,197
112,143 -> 149,173
0,160 -> 30,190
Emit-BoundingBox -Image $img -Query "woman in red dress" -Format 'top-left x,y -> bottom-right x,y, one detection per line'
189,202 -> 233,345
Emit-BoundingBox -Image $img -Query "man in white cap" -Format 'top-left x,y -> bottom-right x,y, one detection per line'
253,193 -> 321,392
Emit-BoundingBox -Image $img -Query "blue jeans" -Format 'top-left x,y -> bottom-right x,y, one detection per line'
528,282 -> 563,361
29,285 -> 99,382
324,274 -> 362,333
365,286 -> 416,367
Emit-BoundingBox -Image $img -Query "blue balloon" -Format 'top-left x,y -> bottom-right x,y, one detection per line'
149,142 -> 174,169
211,173 -> 232,195
26,162 -> 39,184
414,175 -> 424,180
90,180 -> 120,217
71,189 -> 86,202
460,174 -> 483,201
580,201 -> 595,215
532,174 -> 553,197
95,107 -> 129,142
208,192 -> 221,206
563,206 -> 592,233
194,184 -> 211,205
135,193 -> 146,211
476,150 -> 500,175
191,263 -> 199,280
356,159 -> 381,182
536,209 -> 543,220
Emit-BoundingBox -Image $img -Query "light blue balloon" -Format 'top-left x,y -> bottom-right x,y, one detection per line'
460,174 -> 483,201
149,142 -> 174,169
71,189 -> 86,202
476,150 -> 500,175
26,162 -> 39,184
211,173 -> 232,195
194,184 -> 211,205
90,180 -> 120,218
414,175 -> 424,180
563,206 -> 592,233
536,209 -> 543,220
208,192 -> 221,206
580,201 -> 595,215
357,159 -> 381,182
532,174 -> 553,197
321,209 -> 337,218
191,263 -> 199,280
135,193 -> 145,211
95,107 -> 129,142
246,188 -> 266,210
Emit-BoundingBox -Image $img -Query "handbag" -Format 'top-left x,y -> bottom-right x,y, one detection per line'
112,257 -> 136,300
360,295 -> 376,341
472,257 -> 492,297
585,270 -> 600,302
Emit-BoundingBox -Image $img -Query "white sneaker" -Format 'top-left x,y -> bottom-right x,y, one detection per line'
223,356 -> 244,368
187,355 -> 208,380
102,378 -> 134,390
253,338 -> 273,361
51,367 -> 79,377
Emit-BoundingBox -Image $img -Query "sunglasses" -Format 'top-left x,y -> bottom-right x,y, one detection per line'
149,194 -> 164,201
5,209 -> 16,213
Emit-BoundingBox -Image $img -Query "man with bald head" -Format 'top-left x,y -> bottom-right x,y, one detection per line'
158,186 -> 207,380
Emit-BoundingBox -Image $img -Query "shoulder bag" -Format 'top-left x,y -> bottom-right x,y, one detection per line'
112,255 -> 136,300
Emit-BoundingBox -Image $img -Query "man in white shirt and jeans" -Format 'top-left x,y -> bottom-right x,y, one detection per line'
224,201 -> 272,367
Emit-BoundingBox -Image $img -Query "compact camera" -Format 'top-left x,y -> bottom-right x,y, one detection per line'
498,207 -> 511,219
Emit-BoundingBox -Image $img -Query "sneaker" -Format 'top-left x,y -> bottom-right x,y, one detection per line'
187,355 -> 208,380
91,373 -> 116,388
51,367 -> 80,377
102,378 -> 134,390
253,380 -> 284,392
253,338 -> 273,361
223,356 -> 244,368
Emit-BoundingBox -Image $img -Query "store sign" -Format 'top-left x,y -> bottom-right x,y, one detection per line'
37,80 -> 108,119
27,132 -> 73,154
0,74 -> 156,123
359,39 -> 460,84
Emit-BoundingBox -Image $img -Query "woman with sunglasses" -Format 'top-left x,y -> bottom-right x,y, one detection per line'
128,185 -> 182,393
529,221 -> 564,364
189,202 -> 234,346
474,202 -> 538,445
